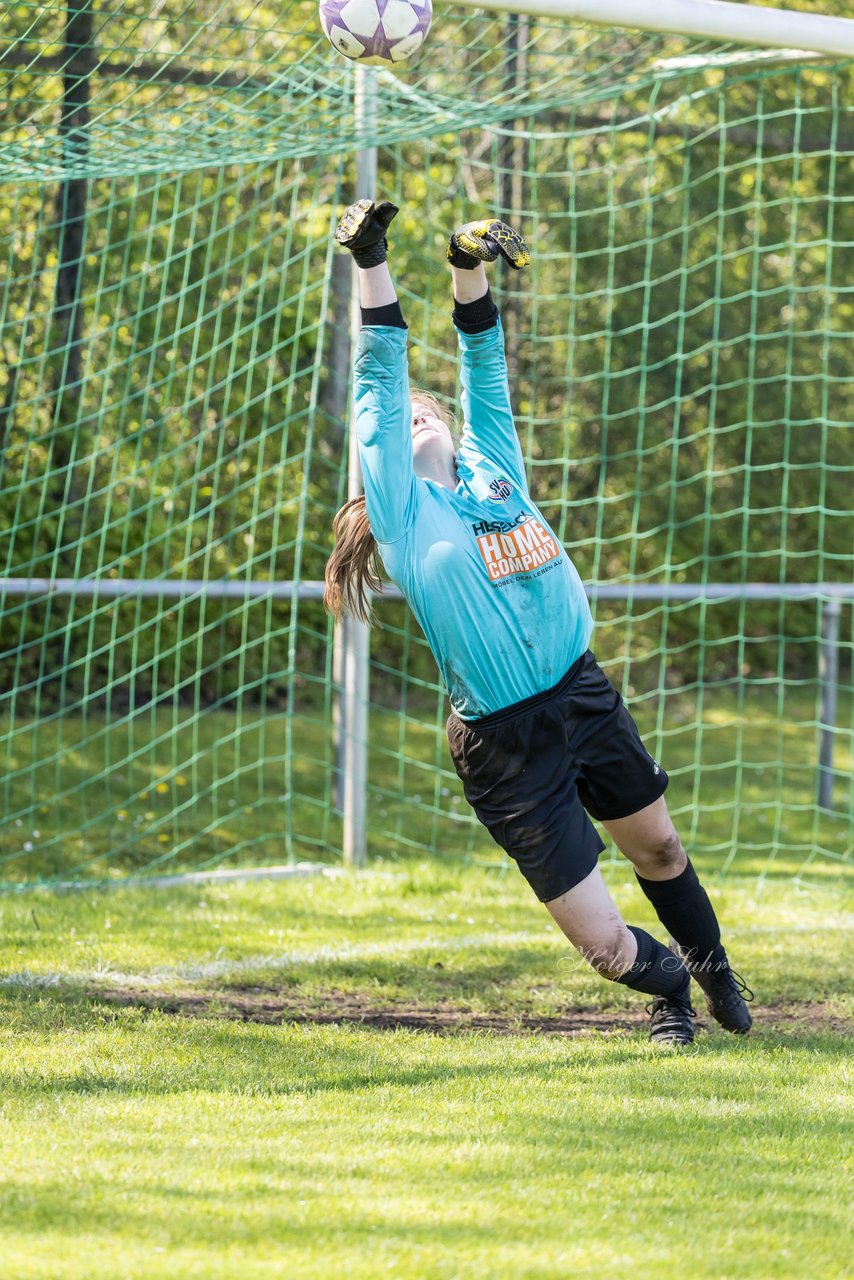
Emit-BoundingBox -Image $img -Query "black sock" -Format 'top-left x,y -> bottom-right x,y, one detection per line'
452,288 -> 499,334
361,300 -> 407,329
635,859 -> 726,971
615,926 -> 690,998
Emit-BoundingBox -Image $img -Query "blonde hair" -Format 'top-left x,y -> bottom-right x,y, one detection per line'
323,494 -> 384,624
323,388 -> 455,625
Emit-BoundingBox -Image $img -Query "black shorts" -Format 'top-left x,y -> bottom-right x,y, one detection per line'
446,650 -> 668,903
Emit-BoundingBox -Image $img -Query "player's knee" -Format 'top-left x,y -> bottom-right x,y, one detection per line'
637,829 -> 686,876
580,926 -> 634,982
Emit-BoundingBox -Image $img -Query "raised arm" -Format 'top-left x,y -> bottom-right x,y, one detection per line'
336,200 -> 419,545
446,221 -> 531,489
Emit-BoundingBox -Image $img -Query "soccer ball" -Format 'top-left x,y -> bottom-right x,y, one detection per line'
319,0 -> 432,65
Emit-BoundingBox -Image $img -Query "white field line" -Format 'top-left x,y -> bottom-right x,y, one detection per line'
0,923 -> 839,994
0,929 -> 560,992
26,863 -> 341,894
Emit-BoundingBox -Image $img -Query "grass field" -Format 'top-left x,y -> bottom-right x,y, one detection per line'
1,863 -> 851,1278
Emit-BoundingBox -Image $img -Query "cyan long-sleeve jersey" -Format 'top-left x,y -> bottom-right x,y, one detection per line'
354,317 -> 593,720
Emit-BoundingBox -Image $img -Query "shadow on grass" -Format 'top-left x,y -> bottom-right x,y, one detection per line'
0,1165 -> 846,1254
1,987 -> 850,1104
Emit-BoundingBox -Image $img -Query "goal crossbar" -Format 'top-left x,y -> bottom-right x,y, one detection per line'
459,0 -> 854,59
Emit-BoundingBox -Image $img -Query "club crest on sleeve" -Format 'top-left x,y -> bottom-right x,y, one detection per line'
487,476 -> 513,502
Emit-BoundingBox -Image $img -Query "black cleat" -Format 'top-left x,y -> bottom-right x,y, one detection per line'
647,987 -> 696,1045
670,941 -> 754,1035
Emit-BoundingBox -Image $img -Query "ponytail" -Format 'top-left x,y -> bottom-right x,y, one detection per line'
323,494 -> 384,625
324,388 -> 452,625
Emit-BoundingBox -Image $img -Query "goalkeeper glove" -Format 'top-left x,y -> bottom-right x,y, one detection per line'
447,219 -> 531,270
335,198 -> 399,268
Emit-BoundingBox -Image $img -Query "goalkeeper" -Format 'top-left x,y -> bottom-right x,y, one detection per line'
325,198 -> 753,1045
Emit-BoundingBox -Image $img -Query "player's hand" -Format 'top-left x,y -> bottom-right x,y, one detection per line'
335,198 -> 400,268
447,219 -> 530,270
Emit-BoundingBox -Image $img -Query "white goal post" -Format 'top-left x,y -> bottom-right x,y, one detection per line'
460,0 -> 854,59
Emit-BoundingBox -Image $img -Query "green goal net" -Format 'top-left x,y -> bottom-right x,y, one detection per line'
0,0 -> 852,888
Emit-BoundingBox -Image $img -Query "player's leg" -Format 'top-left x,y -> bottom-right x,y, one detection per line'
542,864 -> 696,1046
602,796 -> 753,1033
446,699 -> 696,1044
602,796 -> 721,973
563,652 -> 753,1033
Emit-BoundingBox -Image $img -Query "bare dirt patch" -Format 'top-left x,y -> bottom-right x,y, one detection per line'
87,985 -> 852,1038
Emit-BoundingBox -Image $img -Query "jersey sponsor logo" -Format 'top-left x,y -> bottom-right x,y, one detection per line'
476,518 -> 561,582
487,476 -> 513,502
470,510 -> 529,537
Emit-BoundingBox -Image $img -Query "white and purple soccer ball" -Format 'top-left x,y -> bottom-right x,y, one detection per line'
319,0 -> 432,65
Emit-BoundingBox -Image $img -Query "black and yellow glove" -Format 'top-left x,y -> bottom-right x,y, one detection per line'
335,198 -> 399,268
447,219 -> 530,271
